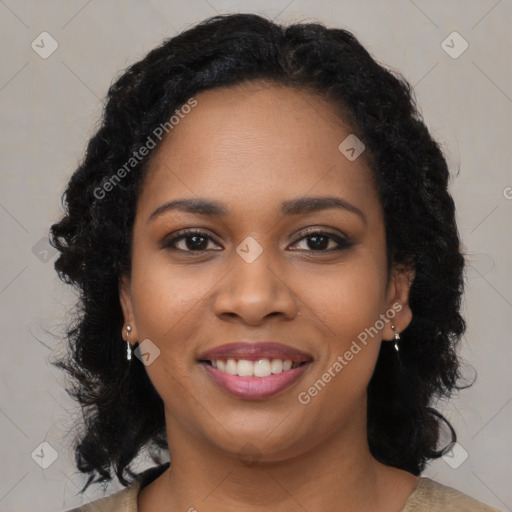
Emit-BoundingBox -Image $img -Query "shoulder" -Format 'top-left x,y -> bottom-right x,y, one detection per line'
65,483 -> 140,512
64,462 -> 170,512
402,477 -> 503,512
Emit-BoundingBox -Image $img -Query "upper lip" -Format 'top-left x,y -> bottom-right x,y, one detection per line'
198,342 -> 313,363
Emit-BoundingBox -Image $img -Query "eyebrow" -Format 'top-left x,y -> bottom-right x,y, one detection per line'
148,196 -> 366,224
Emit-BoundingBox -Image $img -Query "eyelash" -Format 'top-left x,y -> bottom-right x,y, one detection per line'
162,228 -> 352,254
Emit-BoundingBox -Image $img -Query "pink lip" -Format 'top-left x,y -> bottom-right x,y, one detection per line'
198,342 -> 313,399
201,361 -> 312,399
198,341 -> 313,363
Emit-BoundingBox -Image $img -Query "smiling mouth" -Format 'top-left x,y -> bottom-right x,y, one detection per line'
197,341 -> 313,398
199,358 -> 309,378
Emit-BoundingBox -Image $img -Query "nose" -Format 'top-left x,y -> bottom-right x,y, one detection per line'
212,250 -> 299,326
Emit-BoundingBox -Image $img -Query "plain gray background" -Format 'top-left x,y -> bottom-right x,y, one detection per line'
1,1 -> 511,511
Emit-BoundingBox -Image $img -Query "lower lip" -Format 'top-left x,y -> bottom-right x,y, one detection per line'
201,362 -> 312,399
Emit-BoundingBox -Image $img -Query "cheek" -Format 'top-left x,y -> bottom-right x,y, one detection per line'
128,257 -> 224,402
128,256 -> 209,417
292,255 -> 387,402
130,251 -> 216,340
294,257 -> 388,344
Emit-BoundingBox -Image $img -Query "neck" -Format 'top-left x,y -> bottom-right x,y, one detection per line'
138,407 -> 418,512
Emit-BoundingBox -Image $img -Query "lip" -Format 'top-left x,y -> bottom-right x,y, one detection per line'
201,361 -> 312,399
198,341 -> 313,363
197,341 -> 313,400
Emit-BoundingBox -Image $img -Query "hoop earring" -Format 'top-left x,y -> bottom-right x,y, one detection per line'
391,325 -> 400,352
126,325 -> 132,361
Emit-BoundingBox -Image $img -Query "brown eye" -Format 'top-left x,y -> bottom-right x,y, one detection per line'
289,230 -> 352,252
304,233 -> 332,250
179,234 -> 209,251
162,230 -> 222,252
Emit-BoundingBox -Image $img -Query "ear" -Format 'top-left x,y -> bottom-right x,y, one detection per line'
119,274 -> 138,343
381,264 -> 415,341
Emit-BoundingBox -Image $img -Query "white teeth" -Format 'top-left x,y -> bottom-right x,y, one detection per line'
270,358 -> 283,374
225,358 -> 238,375
254,359 -> 272,377
237,359 -> 253,377
211,358 -> 295,377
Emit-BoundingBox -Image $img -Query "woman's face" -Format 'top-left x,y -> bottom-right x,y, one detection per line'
120,82 -> 413,461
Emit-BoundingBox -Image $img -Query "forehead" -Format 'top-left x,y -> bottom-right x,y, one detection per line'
138,83 -> 378,220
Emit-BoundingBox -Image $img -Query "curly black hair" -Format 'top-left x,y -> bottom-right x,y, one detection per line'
49,13 -> 466,492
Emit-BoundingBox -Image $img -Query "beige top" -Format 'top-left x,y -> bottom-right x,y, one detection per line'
66,463 -> 502,512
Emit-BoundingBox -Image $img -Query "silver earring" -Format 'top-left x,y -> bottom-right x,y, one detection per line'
391,325 -> 400,352
126,325 -> 132,361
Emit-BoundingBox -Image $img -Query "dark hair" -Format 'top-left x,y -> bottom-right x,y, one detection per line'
50,13 -> 466,492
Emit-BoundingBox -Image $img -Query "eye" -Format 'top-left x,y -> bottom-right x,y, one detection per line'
162,229 -> 221,252
162,228 -> 352,254
289,229 -> 352,252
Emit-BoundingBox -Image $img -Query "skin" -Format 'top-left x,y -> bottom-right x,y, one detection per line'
119,82 -> 418,512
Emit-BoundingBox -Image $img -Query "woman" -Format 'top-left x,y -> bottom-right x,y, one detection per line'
50,13 -> 501,512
